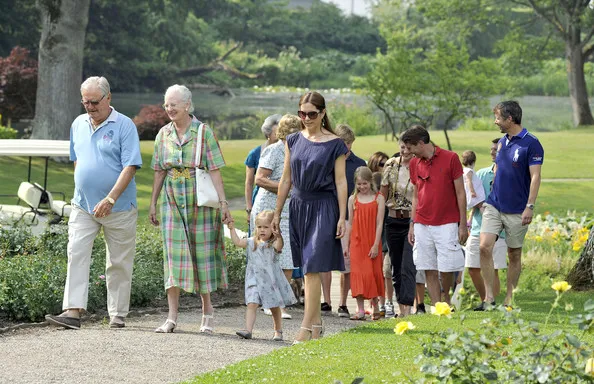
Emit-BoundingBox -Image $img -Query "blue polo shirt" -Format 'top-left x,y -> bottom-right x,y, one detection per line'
70,108 -> 142,213
244,145 -> 262,204
345,151 -> 367,220
487,128 -> 544,214
471,164 -> 504,238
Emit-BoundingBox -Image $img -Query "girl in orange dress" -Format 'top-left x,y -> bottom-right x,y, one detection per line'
345,166 -> 386,320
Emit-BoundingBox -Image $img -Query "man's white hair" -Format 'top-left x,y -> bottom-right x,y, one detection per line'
164,84 -> 195,113
81,76 -> 110,96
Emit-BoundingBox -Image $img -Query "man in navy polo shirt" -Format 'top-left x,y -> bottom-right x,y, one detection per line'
46,76 -> 142,329
478,100 -> 544,310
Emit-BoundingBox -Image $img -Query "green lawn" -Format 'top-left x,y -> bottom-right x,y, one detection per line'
1,129 -> 592,218
187,290 -> 594,383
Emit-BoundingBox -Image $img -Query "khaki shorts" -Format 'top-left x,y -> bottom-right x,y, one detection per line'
383,251 -> 391,278
481,204 -> 529,249
464,235 -> 507,269
340,220 -> 351,273
416,270 -> 426,284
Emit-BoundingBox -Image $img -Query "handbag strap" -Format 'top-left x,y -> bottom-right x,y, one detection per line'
195,123 -> 205,169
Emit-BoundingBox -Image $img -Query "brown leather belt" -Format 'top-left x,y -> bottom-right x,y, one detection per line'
388,209 -> 410,219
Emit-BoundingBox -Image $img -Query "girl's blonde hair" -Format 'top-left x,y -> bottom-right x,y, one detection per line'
353,166 -> 376,197
253,210 -> 275,250
277,114 -> 301,141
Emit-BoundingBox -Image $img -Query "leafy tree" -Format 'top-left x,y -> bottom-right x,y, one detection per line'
0,0 -> 39,56
0,47 -> 38,126
358,7 -> 502,148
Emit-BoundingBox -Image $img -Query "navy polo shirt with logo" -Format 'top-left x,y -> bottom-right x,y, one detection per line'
487,128 -> 544,214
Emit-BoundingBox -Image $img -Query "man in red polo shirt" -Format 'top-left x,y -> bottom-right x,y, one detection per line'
402,125 -> 468,306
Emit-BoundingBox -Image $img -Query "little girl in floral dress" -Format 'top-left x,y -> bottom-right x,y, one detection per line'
228,210 -> 296,340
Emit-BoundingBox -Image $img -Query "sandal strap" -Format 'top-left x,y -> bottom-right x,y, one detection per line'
166,319 -> 177,326
300,326 -> 312,332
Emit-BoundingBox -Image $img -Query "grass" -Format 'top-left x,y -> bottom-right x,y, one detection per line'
1,129 -> 593,218
186,290 -> 594,384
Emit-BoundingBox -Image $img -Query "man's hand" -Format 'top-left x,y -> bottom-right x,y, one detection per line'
521,207 -> 533,226
93,198 -> 113,219
408,223 -> 415,246
458,224 -> 469,246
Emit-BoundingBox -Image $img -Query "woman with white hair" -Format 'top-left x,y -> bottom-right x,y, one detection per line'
244,114 -> 281,232
149,84 -> 232,333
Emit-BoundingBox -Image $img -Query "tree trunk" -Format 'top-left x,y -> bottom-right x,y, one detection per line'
566,43 -> 594,127
566,228 -> 594,290
31,0 -> 90,140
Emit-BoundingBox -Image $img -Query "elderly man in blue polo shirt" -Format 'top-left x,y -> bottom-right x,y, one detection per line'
478,100 -> 544,310
46,76 -> 142,329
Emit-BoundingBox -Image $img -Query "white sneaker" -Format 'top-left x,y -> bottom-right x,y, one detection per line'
385,302 -> 395,318
263,308 -> 272,316
281,311 -> 292,319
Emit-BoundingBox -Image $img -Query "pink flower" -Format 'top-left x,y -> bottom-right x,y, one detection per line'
99,275 -> 106,280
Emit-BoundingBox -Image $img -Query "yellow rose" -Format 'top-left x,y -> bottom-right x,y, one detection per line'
586,357 -> 594,375
535,235 -> 543,242
458,287 -> 466,295
551,281 -> 572,293
394,321 -> 415,335
431,302 -> 452,318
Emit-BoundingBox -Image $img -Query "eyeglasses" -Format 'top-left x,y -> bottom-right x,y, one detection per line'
81,95 -> 105,106
298,110 -> 320,120
162,103 -> 180,110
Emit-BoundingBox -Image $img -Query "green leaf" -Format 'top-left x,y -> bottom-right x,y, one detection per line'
565,334 -> 581,348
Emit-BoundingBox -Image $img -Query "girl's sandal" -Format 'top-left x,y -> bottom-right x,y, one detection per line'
350,313 -> 366,321
292,327 -> 312,345
372,312 -> 382,321
200,313 -> 214,334
155,319 -> 177,333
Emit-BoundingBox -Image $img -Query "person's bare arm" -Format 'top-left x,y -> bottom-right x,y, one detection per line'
149,169 -> 166,226
334,155 -> 347,238
453,176 -> 469,245
408,184 -> 418,246
522,164 -> 542,225
93,166 -> 137,217
228,221 -> 248,248
344,196 -> 355,257
273,142 -> 292,233
370,195 -> 385,259
245,166 -> 255,212
255,167 -> 279,194
210,169 -> 232,224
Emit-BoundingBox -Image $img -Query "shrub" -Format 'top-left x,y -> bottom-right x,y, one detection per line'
0,223 -> 36,258
329,100 -> 381,136
0,124 -> 17,139
133,104 -> 170,141
0,47 -> 38,124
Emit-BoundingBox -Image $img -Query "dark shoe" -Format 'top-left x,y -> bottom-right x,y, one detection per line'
109,316 -> 125,329
321,302 -> 332,312
416,303 -> 426,314
236,330 -> 253,339
337,305 -> 350,318
45,314 -> 81,330
473,301 -> 496,311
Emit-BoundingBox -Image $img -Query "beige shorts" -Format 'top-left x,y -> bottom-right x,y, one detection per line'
383,251 -> 391,278
464,235 -> 507,269
413,222 -> 465,273
481,204 -> 529,249
340,220 -> 351,273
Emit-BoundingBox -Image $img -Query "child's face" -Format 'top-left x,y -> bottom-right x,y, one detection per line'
256,220 -> 273,241
356,177 -> 371,195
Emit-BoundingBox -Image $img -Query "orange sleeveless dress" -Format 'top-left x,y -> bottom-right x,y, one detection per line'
349,193 -> 385,300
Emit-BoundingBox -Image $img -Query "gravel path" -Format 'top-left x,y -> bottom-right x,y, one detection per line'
0,305 -> 361,384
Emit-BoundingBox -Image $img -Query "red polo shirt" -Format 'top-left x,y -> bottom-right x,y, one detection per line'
410,146 -> 463,226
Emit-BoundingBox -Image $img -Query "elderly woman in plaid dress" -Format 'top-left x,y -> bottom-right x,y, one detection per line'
149,84 -> 232,334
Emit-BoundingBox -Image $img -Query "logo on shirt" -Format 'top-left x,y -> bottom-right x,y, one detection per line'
513,149 -> 520,162
532,155 -> 543,162
102,130 -> 114,144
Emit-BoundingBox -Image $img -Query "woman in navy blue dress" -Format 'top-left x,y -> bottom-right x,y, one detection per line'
273,91 -> 348,343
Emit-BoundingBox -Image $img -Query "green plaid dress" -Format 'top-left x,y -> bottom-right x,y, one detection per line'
151,117 -> 228,294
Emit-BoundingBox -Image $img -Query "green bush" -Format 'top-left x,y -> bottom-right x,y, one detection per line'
329,100 -> 381,136
0,224 -> 247,321
0,125 -> 17,139
456,117 -> 494,131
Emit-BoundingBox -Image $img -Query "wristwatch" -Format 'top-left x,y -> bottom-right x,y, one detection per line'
105,196 -> 115,205
526,203 -> 535,210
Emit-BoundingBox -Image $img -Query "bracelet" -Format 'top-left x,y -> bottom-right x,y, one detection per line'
219,200 -> 229,206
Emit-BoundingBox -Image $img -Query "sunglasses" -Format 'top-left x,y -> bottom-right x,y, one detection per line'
417,159 -> 433,182
81,94 -> 105,107
298,110 -> 321,120
379,161 -> 387,167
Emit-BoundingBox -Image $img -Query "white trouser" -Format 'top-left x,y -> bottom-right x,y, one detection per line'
63,205 -> 137,317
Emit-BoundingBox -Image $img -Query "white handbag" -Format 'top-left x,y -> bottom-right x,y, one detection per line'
195,123 -> 220,209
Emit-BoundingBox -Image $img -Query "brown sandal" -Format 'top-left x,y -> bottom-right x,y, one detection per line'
372,312 -> 381,321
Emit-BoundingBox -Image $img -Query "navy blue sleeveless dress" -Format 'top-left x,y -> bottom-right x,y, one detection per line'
286,132 -> 348,274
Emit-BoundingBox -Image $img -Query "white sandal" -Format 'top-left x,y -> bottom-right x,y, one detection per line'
200,313 -> 214,334
155,319 -> 177,333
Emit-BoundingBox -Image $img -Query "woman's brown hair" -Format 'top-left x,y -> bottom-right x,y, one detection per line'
299,91 -> 334,134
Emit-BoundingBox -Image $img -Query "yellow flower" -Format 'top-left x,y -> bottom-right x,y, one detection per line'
394,321 -> 415,335
431,302 -> 452,318
586,357 -> 594,375
551,281 -> 572,293
534,235 -> 543,242
505,306 -> 513,312
458,287 -> 466,295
